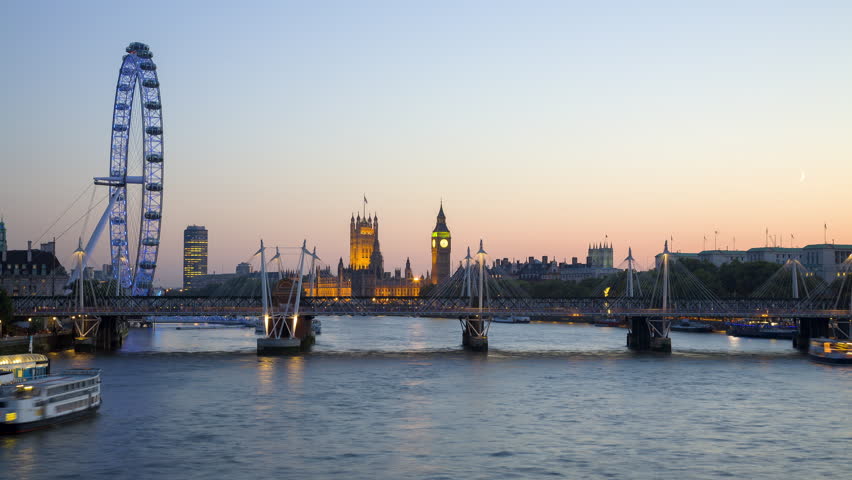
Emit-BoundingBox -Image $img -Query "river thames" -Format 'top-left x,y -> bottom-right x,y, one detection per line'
2,317 -> 850,479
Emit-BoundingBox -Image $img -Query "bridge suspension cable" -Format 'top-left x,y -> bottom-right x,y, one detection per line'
750,259 -> 823,300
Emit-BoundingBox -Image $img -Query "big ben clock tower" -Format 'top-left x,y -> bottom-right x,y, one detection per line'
431,202 -> 451,285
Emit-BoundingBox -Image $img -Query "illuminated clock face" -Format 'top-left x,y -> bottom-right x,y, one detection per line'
440,239 -> 449,248
432,239 -> 436,248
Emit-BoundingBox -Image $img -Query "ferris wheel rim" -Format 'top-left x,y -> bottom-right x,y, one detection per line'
106,42 -> 163,296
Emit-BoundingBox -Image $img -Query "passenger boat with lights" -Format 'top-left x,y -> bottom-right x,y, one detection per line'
0,354 -> 101,434
808,338 -> 852,365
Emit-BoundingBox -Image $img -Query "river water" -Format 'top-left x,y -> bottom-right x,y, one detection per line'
1,317 -> 850,479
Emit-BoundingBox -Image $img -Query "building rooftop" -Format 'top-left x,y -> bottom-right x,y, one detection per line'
803,243 -> 852,249
1,249 -> 66,274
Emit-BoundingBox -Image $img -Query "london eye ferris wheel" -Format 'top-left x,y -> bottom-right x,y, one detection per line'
91,42 -> 164,295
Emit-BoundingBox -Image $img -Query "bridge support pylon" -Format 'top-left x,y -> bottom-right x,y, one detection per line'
74,316 -> 128,352
256,240 -> 318,355
460,315 -> 489,352
73,315 -> 101,353
257,315 -> 315,355
793,318 -> 830,352
627,316 -> 672,353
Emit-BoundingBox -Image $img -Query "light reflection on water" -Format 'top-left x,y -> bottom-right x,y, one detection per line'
1,317 -> 849,479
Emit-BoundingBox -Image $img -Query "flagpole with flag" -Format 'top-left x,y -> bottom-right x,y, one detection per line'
363,194 -> 368,219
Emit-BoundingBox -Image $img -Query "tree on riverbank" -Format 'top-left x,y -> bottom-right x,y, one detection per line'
678,259 -> 778,297
0,288 -> 13,335
507,260 -> 780,299
169,276 -> 262,297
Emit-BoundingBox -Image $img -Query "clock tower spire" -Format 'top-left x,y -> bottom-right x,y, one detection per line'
431,201 -> 451,285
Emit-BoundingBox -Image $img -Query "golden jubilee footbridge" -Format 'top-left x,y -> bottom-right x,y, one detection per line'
10,240 -> 852,354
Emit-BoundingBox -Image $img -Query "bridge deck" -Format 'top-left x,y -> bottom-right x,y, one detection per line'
11,296 -> 851,319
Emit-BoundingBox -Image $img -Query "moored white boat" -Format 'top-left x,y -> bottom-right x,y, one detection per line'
0,355 -> 102,434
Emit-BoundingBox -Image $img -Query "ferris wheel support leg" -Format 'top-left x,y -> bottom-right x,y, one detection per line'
69,190 -> 120,285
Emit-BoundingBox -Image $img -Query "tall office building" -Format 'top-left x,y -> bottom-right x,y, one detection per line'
183,225 -> 208,289
0,217 -> 7,260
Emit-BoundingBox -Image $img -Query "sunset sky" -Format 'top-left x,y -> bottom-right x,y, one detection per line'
1,1 -> 851,287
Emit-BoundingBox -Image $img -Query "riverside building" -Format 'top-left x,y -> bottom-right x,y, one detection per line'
654,243 -> 852,282
493,242 -> 619,282
0,220 -> 68,296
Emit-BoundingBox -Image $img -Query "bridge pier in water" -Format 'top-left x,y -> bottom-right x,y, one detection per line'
257,315 -> 315,355
627,316 -> 672,353
460,316 -> 488,352
74,316 -> 128,352
793,318 -> 831,352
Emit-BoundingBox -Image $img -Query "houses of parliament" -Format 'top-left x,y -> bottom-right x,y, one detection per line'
311,203 -> 452,297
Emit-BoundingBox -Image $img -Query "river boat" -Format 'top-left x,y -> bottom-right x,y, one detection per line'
311,319 -> 322,335
726,322 -> 796,339
671,320 -> 714,333
592,317 -> 623,327
0,354 -> 101,434
493,316 -> 530,324
808,338 -> 852,365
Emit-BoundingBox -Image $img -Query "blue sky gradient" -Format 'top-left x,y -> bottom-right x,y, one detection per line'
2,1 -> 851,286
